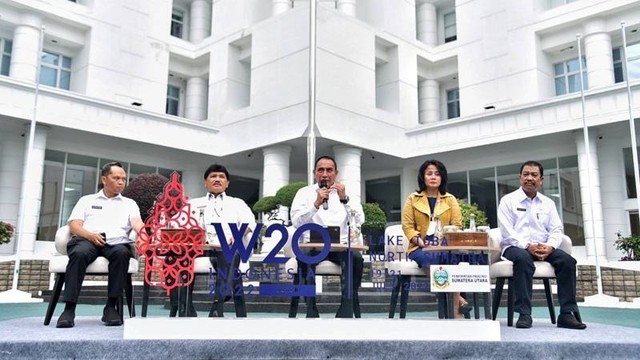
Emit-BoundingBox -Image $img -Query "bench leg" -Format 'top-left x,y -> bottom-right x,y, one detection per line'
44,273 -> 65,326
543,278 -> 556,324
125,274 -> 135,318
399,275 -> 411,319
507,278 -> 515,327
492,277 -> 505,320
388,275 -> 401,318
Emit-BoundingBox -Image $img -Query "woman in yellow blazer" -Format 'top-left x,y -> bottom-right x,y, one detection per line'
402,159 -> 470,318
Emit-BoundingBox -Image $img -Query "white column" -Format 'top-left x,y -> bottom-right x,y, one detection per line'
575,132 -> 607,263
16,125 -> 49,253
181,168 -> 204,200
416,1 -> 437,46
0,131 -> 24,254
597,140 -> 628,261
189,0 -> 211,43
262,145 -> 292,197
9,14 -> 42,83
337,0 -> 356,17
272,0 -> 293,15
401,166 -> 418,204
583,19 -> 614,89
184,77 -> 208,121
333,146 -> 362,204
418,78 -> 439,124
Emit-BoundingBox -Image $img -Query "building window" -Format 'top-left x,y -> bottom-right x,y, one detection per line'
365,176 -> 401,223
548,0 -> 578,9
554,57 -> 587,95
166,85 -> 180,116
37,149 -> 183,241
446,88 -> 460,119
0,38 -> 12,76
613,42 -> 640,83
171,10 -> 184,38
39,51 -> 71,90
443,11 -> 457,43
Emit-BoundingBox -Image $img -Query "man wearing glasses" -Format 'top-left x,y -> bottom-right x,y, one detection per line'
56,162 -> 143,328
498,160 -> 586,330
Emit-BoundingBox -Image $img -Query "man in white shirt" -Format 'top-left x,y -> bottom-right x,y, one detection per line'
182,164 -> 255,317
498,160 -> 585,330
56,162 -> 143,328
290,156 -> 365,318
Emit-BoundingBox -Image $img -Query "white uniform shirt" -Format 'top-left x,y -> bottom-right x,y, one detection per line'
290,184 -> 364,244
68,190 -> 141,245
497,187 -> 564,255
189,192 -> 256,246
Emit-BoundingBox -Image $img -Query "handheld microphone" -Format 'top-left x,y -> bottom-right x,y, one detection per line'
320,180 -> 329,210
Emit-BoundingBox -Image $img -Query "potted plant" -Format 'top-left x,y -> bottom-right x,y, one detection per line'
0,221 -> 15,245
253,196 -> 280,222
614,232 -> 640,261
457,200 -> 488,230
275,181 -> 307,209
361,202 -> 387,253
122,173 -> 170,222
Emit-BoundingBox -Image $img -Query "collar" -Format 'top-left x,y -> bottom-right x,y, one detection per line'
208,192 -> 226,200
96,189 -> 123,200
516,187 -> 539,203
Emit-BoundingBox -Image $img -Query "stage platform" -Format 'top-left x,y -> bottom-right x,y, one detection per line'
1,313 -> 640,359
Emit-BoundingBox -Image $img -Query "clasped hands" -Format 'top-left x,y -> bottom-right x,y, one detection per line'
527,242 -> 554,260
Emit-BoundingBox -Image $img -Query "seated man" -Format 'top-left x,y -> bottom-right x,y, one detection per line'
290,155 -> 365,318
56,162 -> 143,328
187,163 -> 255,317
498,160 -> 586,330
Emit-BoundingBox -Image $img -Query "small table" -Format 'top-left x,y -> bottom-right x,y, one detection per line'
421,245 -> 501,319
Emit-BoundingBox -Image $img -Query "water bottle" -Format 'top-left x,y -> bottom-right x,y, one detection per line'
469,213 -> 477,232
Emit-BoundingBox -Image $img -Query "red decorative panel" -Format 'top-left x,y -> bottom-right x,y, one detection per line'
137,172 -> 204,294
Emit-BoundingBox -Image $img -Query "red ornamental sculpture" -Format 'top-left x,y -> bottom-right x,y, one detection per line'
137,172 -> 205,294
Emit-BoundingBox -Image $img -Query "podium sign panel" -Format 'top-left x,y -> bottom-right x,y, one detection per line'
430,264 -> 490,292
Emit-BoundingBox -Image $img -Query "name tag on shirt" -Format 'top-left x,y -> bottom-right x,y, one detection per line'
91,205 -> 103,210
516,207 -> 526,212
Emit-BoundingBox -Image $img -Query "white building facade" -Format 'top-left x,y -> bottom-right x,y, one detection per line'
1,0 -> 640,264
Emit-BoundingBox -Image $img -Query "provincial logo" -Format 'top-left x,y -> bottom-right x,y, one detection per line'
432,266 -> 450,289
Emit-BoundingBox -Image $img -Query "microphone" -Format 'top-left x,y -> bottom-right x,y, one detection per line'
320,180 -> 329,210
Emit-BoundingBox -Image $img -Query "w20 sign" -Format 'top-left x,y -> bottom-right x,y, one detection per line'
214,222 -> 333,265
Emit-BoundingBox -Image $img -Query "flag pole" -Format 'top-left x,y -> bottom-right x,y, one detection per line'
0,26 -> 46,303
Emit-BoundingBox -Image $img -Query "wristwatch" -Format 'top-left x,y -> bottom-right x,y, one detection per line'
340,195 -> 349,204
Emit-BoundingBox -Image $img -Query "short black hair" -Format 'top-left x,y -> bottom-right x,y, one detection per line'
204,164 -> 229,180
314,155 -> 337,171
519,160 -> 544,177
101,162 -> 124,177
417,159 -> 448,195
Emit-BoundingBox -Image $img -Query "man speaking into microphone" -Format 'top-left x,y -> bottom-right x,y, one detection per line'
290,155 -> 365,318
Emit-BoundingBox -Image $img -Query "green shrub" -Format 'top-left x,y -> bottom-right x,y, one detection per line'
614,232 -> 640,261
275,181 -> 307,208
0,221 -> 15,245
253,196 -> 279,214
362,202 -> 387,234
457,200 -> 488,229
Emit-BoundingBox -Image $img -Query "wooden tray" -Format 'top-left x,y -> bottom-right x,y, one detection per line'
445,231 -> 488,247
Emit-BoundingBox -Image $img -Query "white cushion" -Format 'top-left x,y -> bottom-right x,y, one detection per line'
489,227 -> 573,279
48,254 -> 138,274
383,224 -> 426,277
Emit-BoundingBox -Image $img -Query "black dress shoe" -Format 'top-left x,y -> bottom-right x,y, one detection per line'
56,309 -> 75,328
101,306 -> 123,326
557,313 -> 587,330
516,314 -> 532,328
